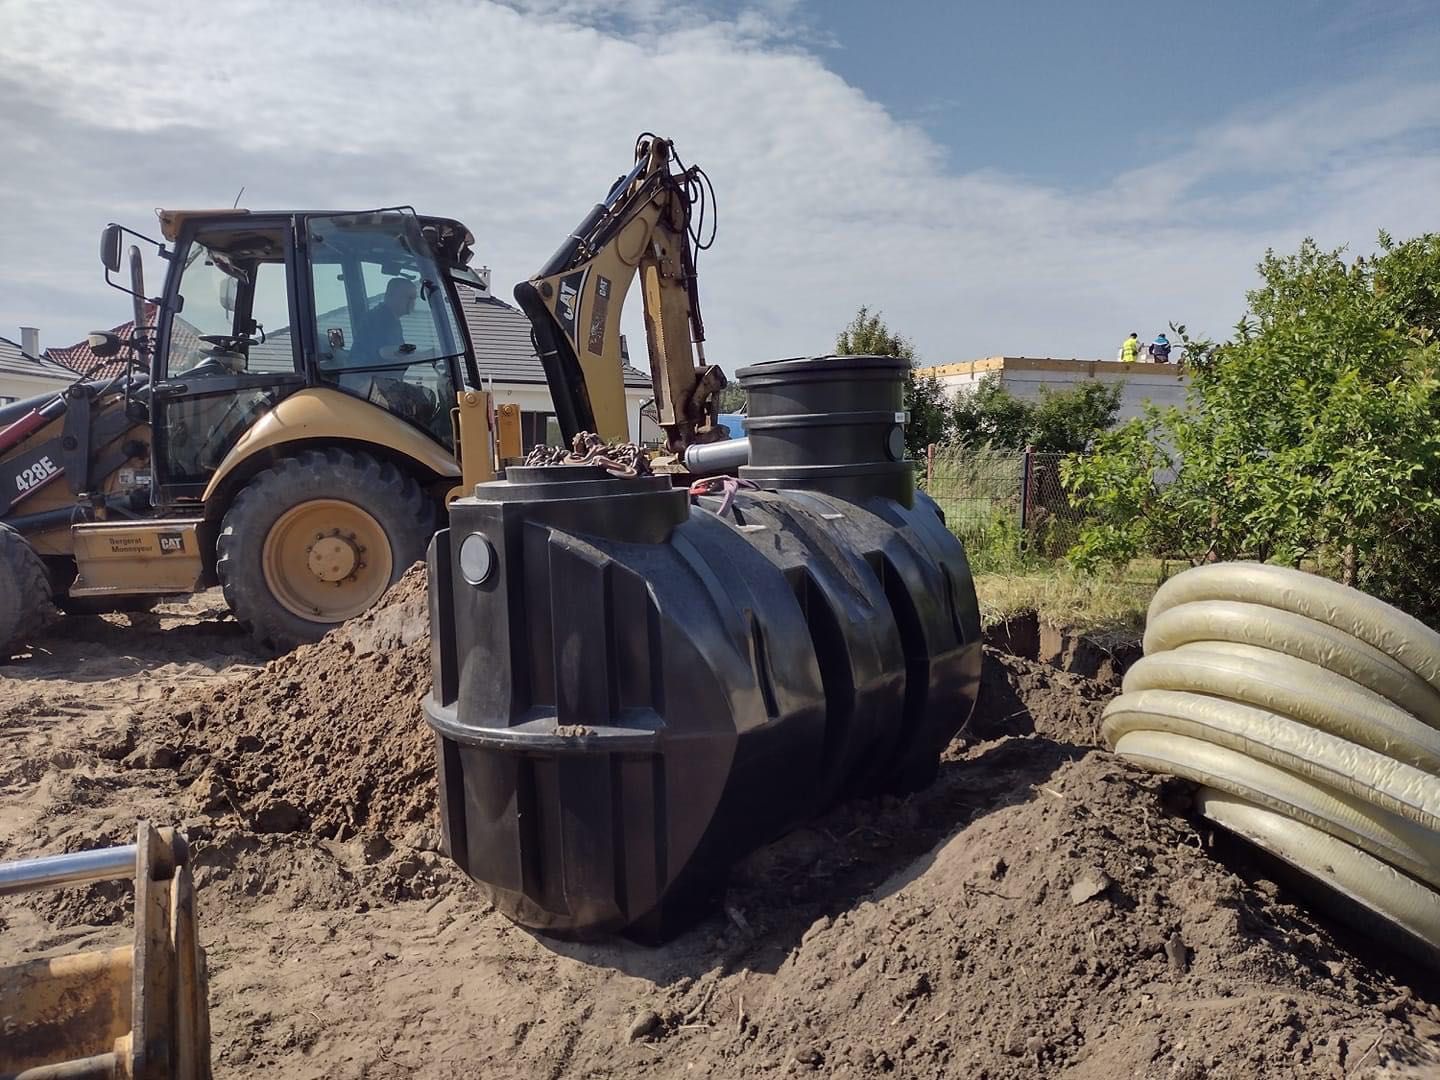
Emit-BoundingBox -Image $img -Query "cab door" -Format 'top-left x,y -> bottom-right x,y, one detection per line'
150,218 -> 305,507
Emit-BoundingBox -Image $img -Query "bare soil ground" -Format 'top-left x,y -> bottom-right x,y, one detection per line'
3,574 -> 1439,1078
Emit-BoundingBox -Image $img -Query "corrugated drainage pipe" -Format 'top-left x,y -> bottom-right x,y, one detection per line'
1102,562 -> 1440,969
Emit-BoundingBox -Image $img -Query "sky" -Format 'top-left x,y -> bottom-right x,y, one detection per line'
0,0 -> 1437,371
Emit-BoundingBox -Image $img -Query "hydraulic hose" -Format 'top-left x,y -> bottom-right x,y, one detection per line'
1103,562 -> 1440,969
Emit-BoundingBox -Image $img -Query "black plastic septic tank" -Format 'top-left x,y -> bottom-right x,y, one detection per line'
425,355 -> 981,939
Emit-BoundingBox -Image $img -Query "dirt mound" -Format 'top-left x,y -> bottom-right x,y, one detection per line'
171,564 -> 436,842
7,586 -> 1440,1077
631,748 -> 1440,1079
970,646 -> 1111,745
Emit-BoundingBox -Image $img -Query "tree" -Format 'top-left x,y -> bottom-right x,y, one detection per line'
949,375 -> 1032,449
904,370 -> 951,456
835,306 -> 916,359
949,374 -> 1122,453
1063,234 -> 1440,623
834,307 -> 947,457
714,382 -> 747,413
1028,381 -> 1125,454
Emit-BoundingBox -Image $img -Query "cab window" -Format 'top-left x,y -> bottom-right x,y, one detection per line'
307,211 -> 463,449
166,227 -> 298,378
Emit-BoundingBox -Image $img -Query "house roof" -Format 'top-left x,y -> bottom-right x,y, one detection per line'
458,289 -> 651,389
1,335 -> 78,383
45,304 -> 162,381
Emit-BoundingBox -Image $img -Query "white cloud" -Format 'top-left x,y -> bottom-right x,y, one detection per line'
0,0 -> 1436,370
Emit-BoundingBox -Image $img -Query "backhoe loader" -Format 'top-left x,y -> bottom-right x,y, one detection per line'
0,135 -> 728,653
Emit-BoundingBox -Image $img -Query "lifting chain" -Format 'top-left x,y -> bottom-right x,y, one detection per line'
525,432 -> 653,478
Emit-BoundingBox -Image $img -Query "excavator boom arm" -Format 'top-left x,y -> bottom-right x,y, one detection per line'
514,136 -> 726,452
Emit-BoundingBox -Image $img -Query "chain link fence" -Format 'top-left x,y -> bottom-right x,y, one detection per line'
919,445 -> 1087,564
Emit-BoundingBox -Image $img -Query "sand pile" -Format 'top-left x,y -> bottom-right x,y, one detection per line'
10,584 -> 1440,1076
149,576 -> 1440,1076
634,748 -> 1440,1079
972,646 -> 1112,745
169,578 -> 1107,850
172,563 -> 437,842
527,651 -> 1435,1076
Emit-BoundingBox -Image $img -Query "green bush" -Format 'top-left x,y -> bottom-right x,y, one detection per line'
1063,232 -> 1440,624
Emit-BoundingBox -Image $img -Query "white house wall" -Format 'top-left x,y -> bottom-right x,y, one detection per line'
926,358 -> 1188,423
0,368 -> 72,404
486,382 -> 647,443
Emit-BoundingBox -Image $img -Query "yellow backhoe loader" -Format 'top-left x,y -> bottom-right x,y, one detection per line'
0,135 -> 728,653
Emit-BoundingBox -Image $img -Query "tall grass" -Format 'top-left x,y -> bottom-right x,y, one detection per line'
922,445 -> 1041,573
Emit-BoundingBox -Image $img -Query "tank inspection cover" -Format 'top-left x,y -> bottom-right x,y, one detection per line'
458,533 -> 494,585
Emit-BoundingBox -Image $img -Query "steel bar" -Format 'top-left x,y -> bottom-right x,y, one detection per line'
3,1051 -> 119,1080
0,845 -> 137,897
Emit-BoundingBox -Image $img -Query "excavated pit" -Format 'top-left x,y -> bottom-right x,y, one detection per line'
3,568 -> 1437,1076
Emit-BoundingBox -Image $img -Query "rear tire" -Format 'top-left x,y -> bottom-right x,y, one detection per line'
216,449 -> 436,651
0,524 -> 56,655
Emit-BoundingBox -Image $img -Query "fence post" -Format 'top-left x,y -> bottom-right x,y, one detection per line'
1019,446 -> 1034,531
926,443 -> 936,487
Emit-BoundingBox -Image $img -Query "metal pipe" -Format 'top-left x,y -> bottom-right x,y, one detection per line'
5,1053 -> 120,1080
0,844 -> 137,897
5,1051 -> 119,1080
3,505 -> 90,535
684,436 -> 750,475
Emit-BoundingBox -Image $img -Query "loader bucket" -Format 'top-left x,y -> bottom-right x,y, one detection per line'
0,823 -> 211,1080
425,355 -> 983,938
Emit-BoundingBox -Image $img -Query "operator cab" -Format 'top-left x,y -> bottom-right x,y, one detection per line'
138,208 -> 478,505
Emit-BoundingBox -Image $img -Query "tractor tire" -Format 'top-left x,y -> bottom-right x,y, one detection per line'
216,448 -> 436,651
0,524 -> 56,656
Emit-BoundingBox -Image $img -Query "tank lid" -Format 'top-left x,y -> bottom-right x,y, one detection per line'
502,464 -> 614,485
736,354 -> 910,383
473,463 -> 673,504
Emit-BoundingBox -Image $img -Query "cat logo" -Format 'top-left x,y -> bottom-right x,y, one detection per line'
158,532 -> 186,555
555,270 -> 586,340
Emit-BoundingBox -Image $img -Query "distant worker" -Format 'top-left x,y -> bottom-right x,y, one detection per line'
1151,332 -> 1172,363
354,277 -> 419,362
1120,331 -> 1140,363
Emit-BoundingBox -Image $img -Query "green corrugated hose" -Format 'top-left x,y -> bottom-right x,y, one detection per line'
1102,562 -> 1440,969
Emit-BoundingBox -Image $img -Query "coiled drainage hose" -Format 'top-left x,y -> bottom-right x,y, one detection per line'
1102,562 -> 1440,968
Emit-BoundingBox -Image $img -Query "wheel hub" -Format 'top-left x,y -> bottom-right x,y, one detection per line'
261,499 -> 392,623
307,534 -> 361,583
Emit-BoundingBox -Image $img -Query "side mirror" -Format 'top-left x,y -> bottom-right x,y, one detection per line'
101,224 -> 122,273
87,330 -> 125,358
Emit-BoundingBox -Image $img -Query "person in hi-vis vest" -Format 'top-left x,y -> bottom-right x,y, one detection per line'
1119,331 -> 1140,363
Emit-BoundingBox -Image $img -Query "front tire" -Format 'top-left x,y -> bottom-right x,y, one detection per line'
0,524 -> 55,655
216,449 -> 436,651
